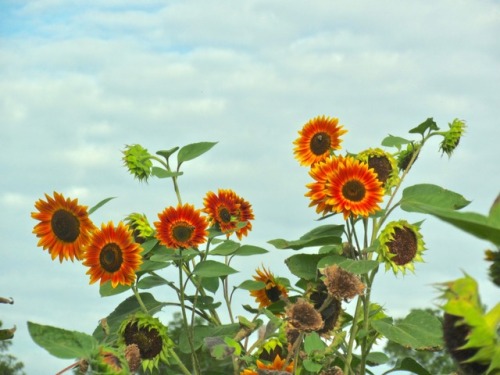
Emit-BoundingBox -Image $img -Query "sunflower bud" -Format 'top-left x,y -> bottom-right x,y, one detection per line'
122,144 -> 153,182
439,119 -> 466,157
125,213 -> 154,244
397,143 -> 420,172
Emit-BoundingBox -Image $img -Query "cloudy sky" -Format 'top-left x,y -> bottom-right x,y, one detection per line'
1,0 -> 499,373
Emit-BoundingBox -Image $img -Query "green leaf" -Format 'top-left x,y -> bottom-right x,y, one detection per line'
137,259 -> 170,275
317,255 -> 379,275
365,352 -> 389,365
233,245 -> 268,256
385,357 -> 432,375
156,147 -> 179,161
401,184 -> 500,245
99,282 -> 131,297
304,332 -> 326,355
28,322 -> 97,359
268,224 -> 343,250
0,327 -> 15,340
137,274 -> 169,289
371,310 -> 443,350
151,166 -> 183,179
209,240 -> 240,256
192,260 -> 238,278
409,118 -> 439,136
140,239 -> 159,257
200,276 -> 220,293
177,141 -> 217,165
92,293 -> 166,341
88,197 -> 116,215
381,135 -> 411,150
285,254 -> 326,280
303,358 -> 323,372
237,280 -> 266,291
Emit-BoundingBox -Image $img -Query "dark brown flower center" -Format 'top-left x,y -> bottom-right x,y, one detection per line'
342,180 -> 366,202
218,207 -> 232,223
99,243 -> 123,272
51,209 -> 80,242
124,323 -> 163,359
172,222 -> 194,243
388,227 -> 417,265
310,132 -> 331,156
265,283 -> 282,303
368,156 -> 392,186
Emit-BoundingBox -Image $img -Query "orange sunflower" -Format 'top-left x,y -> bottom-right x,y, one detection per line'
31,192 -> 96,262
250,267 -> 288,308
154,203 -> 208,249
293,115 -> 347,166
203,189 -> 254,240
240,355 -> 294,375
83,221 -> 142,288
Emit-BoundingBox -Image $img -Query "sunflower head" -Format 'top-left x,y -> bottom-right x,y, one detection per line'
257,354 -> 294,374
250,267 -> 288,310
32,192 -> 96,262
257,338 -> 284,363
119,313 -> 174,373
293,115 -> 348,166
309,283 -> 342,337
321,264 -> 365,301
440,119 -> 466,157
83,221 -> 143,288
92,346 -> 130,375
357,148 -> 400,195
286,299 -> 324,333
485,249 -> 500,287
154,203 -> 208,249
306,155 -> 344,215
397,142 -> 421,172
124,212 -> 154,244
203,189 -> 255,240
324,156 -> 384,220
378,220 -> 425,275
122,144 -> 153,182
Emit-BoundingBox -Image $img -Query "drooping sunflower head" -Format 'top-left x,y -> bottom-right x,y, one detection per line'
250,267 -> 288,309
124,212 -> 154,244
203,189 -> 255,240
154,203 -> 208,249
309,282 -> 342,337
440,119 -> 466,157
485,249 -> 500,287
92,346 -> 130,375
122,144 -> 153,182
286,299 -> 324,333
119,313 -> 173,373
83,221 -> 143,288
293,115 -> 348,166
31,192 -> 96,262
324,156 -> 384,220
378,220 -> 425,275
321,264 -> 365,301
397,142 -> 421,172
357,148 -> 400,195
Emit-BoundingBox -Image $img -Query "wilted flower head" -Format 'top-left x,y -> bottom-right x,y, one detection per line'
93,346 -> 129,374
357,148 -> 400,195
309,283 -> 342,336
397,142 -> 421,172
122,144 -> 153,182
286,299 -> 323,332
440,119 -> 466,157
119,313 -> 174,373
321,264 -> 365,301
378,220 -> 425,275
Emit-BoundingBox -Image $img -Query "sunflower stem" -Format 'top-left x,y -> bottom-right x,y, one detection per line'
131,284 -> 149,314
169,347 -> 193,375
344,295 -> 363,375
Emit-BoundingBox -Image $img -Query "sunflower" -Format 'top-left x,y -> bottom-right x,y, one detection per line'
378,220 -> 425,275
307,156 -> 384,219
250,267 -> 288,309
83,221 -> 142,288
154,203 -> 208,249
293,115 -> 348,166
119,313 -> 174,373
92,346 -> 129,375
357,148 -> 400,195
31,192 -> 96,262
203,189 -> 255,239
240,355 -> 294,375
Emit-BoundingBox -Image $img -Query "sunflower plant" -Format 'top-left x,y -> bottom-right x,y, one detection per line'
27,116 -> 499,375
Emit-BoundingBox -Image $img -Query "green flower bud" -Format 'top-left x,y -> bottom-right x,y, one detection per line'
440,119 -> 466,157
122,144 -> 153,182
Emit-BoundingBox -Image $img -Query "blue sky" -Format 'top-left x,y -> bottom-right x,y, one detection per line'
1,0 -> 499,373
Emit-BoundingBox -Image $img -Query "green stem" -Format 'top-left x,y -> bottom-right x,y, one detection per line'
344,296 -> 363,375
169,347 -> 193,375
131,284 -> 149,314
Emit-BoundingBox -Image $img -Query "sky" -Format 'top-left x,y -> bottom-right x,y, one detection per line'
0,0 -> 499,373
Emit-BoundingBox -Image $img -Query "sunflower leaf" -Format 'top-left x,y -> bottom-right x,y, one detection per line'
209,240 -> 240,256
88,197 -> 116,215
151,166 -> 183,179
28,321 -> 98,359
237,280 -> 266,291
137,274 -> 169,289
269,224 -> 343,250
177,141 -> 217,165
192,260 -> 238,278
317,255 -> 379,275
285,254 -> 326,280
384,357 -> 432,375
233,245 -> 268,256
409,117 -> 439,136
381,134 -> 412,150
99,282 -> 131,297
